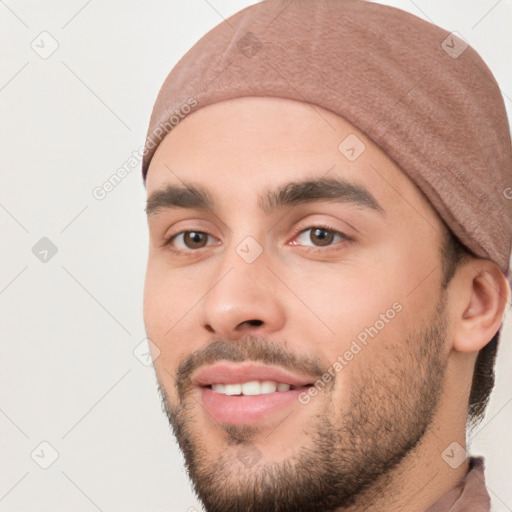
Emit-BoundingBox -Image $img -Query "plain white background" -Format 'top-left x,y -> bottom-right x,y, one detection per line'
0,1 -> 511,510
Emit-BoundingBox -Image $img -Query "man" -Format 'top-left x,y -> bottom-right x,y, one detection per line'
141,1 -> 511,510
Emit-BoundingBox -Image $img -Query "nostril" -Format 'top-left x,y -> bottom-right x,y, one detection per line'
246,319 -> 263,327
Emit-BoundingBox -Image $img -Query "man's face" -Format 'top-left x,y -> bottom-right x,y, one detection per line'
143,97 -> 452,511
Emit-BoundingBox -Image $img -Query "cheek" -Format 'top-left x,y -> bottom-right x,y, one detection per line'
143,259 -> 196,370
144,253 -> 198,329
143,277 -> 188,404
291,271 -> 409,409
287,264 -> 399,344
285,241 -> 431,361
143,260 -> 169,338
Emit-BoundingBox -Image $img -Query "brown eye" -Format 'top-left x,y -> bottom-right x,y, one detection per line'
167,231 -> 215,250
294,226 -> 348,248
310,228 -> 335,246
182,231 -> 208,249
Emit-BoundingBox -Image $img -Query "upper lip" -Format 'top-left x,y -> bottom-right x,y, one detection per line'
192,362 -> 316,387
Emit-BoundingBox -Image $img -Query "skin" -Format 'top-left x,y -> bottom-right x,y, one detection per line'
143,96 -> 509,511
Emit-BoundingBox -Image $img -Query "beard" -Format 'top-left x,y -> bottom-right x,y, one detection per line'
156,292 -> 449,512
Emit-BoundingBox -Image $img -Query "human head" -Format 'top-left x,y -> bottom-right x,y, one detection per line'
142,1 -> 511,510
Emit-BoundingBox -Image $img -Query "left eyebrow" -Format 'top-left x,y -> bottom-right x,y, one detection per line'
259,176 -> 384,215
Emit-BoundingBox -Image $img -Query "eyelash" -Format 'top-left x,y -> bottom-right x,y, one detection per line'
162,224 -> 353,255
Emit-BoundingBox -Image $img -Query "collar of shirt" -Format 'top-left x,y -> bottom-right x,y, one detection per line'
426,457 -> 490,511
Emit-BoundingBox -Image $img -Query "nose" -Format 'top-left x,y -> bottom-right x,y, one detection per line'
199,243 -> 286,339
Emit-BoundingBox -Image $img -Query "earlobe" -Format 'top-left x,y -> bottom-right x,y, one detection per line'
452,260 -> 510,353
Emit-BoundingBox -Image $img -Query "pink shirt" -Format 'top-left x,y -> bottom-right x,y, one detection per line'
427,457 -> 490,511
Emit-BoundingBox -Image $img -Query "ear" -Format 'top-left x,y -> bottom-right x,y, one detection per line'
451,258 -> 511,353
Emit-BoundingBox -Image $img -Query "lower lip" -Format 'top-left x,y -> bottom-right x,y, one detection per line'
199,387 -> 306,426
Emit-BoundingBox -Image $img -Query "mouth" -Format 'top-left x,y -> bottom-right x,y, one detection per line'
206,381 -> 308,395
192,363 -> 316,426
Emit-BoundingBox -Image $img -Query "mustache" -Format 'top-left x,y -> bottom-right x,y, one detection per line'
174,336 -> 329,398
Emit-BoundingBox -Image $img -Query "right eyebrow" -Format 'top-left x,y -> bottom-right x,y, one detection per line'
145,184 -> 213,217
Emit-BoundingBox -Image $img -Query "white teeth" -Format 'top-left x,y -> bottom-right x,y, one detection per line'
224,384 -> 242,395
210,380 -> 293,396
211,384 -> 225,393
260,381 -> 277,393
241,381 -> 261,395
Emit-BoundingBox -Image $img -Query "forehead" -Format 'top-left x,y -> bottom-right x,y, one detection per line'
146,97 -> 439,227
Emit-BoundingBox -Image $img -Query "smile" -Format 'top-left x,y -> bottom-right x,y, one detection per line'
192,363 -> 315,426
209,381 -> 293,395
